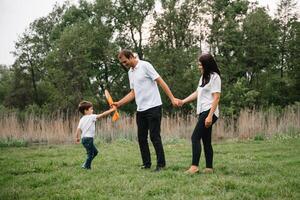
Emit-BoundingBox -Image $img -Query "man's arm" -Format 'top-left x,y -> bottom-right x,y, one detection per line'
112,90 -> 135,108
155,77 -> 177,106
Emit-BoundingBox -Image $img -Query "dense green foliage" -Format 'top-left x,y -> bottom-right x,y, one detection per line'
0,0 -> 299,116
0,138 -> 299,199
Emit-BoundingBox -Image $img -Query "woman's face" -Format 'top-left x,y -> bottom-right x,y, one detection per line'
198,62 -> 204,74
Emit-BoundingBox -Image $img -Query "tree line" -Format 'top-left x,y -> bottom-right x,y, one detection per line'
0,0 -> 299,116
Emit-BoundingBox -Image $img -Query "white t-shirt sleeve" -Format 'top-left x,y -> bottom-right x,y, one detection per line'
211,74 -> 221,93
128,71 -> 134,89
77,114 -> 97,130
145,63 -> 160,81
197,76 -> 203,91
91,114 -> 97,121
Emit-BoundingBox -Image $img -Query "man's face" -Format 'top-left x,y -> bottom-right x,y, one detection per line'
119,55 -> 134,69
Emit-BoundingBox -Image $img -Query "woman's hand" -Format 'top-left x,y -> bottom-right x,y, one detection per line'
205,115 -> 213,128
177,99 -> 184,107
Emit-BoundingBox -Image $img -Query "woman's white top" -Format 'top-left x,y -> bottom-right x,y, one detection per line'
197,72 -> 221,117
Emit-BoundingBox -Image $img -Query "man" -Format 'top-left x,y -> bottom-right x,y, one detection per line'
113,49 -> 178,172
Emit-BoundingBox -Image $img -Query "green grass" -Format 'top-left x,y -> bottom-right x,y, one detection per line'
0,138 -> 299,200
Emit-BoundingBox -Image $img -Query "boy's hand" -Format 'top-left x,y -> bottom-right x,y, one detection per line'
76,137 -> 80,144
111,101 -> 120,108
111,105 -> 117,111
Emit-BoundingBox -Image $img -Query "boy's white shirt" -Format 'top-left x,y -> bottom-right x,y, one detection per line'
77,114 -> 97,138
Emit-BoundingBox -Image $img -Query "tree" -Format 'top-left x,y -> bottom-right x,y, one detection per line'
111,0 -> 155,59
276,0 -> 298,78
146,0 -> 202,113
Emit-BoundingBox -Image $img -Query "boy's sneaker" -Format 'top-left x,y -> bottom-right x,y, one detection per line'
81,164 -> 91,170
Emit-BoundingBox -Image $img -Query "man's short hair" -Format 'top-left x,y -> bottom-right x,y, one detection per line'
118,49 -> 134,59
78,101 -> 93,114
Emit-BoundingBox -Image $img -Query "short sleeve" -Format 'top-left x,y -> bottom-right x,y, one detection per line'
145,62 -> 160,81
128,71 -> 134,89
197,76 -> 203,91
91,114 -> 97,122
211,74 -> 221,93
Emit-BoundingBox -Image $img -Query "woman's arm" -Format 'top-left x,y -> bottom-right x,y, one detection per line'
181,91 -> 198,105
205,92 -> 220,128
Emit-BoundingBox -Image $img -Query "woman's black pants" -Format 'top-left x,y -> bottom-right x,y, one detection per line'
191,110 -> 218,168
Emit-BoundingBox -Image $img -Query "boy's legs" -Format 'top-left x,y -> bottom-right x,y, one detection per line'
82,137 -> 97,169
148,106 -> 165,168
136,111 -> 151,168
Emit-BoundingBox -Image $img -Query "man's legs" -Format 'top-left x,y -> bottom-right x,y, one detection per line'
136,111 -> 151,168
148,106 -> 166,168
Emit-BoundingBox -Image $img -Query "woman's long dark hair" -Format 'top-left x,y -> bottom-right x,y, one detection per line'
199,53 -> 221,87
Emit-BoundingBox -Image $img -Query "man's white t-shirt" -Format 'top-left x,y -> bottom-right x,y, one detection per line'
128,60 -> 162,111
77,114 -> 97,138
197,72 -> 221,117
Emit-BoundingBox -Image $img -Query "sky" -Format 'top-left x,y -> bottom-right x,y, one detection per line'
0,0 -> 295,66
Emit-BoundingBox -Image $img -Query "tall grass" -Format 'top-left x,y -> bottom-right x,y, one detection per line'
0,105 -> 299,144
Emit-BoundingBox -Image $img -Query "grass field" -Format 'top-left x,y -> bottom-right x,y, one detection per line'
0,137 -> 299,200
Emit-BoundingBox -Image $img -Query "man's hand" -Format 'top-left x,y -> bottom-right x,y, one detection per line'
111,101 -> 121,108
171,98 -> 179,107
75,137 -> 80,144
177,99 -> 184,107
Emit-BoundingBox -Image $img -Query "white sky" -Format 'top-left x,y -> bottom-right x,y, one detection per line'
0,0 -> 296,66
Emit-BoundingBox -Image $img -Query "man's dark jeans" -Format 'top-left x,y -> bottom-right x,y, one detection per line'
82,137 -> 98,169
136,106 -> 166,168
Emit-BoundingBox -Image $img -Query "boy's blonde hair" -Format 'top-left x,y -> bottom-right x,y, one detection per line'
78,101 -> 93,114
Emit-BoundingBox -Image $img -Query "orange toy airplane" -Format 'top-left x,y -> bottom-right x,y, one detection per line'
104,89 -> 120,122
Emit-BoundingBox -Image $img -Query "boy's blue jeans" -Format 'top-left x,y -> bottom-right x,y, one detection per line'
81,137 -> 98,169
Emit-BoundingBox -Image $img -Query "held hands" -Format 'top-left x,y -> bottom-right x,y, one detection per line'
172,97 -> 184,107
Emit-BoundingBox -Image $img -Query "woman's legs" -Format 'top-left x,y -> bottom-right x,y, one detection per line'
202,114 -> 218,169
188,110 -> 218,172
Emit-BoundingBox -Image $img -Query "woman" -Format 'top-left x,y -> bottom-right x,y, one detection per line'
178,53 -> 221,174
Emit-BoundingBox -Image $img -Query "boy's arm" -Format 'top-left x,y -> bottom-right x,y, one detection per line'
96,107 -> 116,119
75,128 -> 81,144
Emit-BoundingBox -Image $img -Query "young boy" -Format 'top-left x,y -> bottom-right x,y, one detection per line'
75,100 -> 116,169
